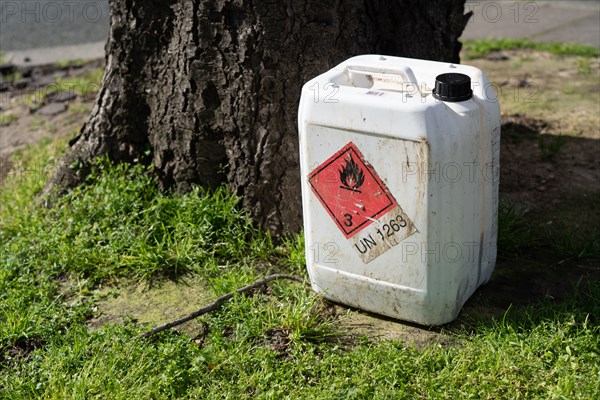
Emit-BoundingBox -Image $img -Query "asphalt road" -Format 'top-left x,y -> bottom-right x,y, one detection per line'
0,0 -> 109,52
0,0 -> 597,65
461,0 -> 600,48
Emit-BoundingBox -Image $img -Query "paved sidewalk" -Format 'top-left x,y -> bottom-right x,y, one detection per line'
0,0 -> 109,51
3,41 -> 106,67
461,0 -> 600,48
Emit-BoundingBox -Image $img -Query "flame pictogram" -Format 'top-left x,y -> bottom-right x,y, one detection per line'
339,154 -> 365,192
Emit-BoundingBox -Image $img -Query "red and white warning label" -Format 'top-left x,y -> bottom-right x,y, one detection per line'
308,142 -> 417,263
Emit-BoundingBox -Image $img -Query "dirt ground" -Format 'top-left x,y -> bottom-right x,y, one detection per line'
0,61 -> 101,182
1,51 -> 598,346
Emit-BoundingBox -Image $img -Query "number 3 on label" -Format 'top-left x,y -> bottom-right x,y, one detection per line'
343,213 -> 353,227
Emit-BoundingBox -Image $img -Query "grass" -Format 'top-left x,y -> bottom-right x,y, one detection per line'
55,58 -> 85,70
538,134 -> 567,161
497,201 -> 536,257
543,194 -> 600,260
3,70 -> 22,82
548,223 -> 600,260
463,38 -> 599,60
1,140 -> 599,399
575,58 -> 593,75
496,195 -> 600,261
22,67 -> 104,107
55,67 -> 104,98
67,102 -> 92,116
27,116 -> 45,131
0,112 -> 19,126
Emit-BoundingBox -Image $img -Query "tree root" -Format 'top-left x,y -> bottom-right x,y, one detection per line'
138,274 -> 304,339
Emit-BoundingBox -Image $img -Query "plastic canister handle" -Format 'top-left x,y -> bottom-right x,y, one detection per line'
346,65 -> 421,96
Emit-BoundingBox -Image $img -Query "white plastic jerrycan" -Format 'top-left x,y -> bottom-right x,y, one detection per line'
298,55 -> 500,325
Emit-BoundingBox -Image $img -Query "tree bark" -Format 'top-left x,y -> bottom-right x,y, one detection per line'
43,0 -> 470,237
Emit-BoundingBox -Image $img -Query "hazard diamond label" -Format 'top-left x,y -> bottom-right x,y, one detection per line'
308,142 -> 398,239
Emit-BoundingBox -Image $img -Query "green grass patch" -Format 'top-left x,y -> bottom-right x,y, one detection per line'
54,58 -> 85,70
544,194 -> 600,260
0,112 -> 19,127
3,70 -> 22,82
1,139 -> 599,399
2,285 -> 598,399
56,67 -> 104,97
497,201 -> 536,257
538,134 -> 567,161
22,67 -> 104,107
548,223 -> 600,260
27,116 -> 45,131
497,196 -> 600,261
463,39 -> 599,60
575,58 -> 593,75
2,157 -> 279,285
67,102 -> 92,116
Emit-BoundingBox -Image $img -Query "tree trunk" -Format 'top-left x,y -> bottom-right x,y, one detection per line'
43,0 -> 470,237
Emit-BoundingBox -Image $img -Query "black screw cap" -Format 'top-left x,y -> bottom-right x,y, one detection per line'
432,73 -> 473,102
